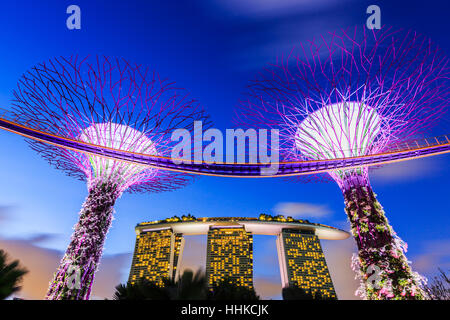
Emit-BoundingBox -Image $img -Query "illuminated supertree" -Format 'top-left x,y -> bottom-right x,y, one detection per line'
12,55 -> 210,300
235,26 -> 450,299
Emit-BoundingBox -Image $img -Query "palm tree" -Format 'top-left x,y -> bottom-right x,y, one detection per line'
114,270 -> 263,300
0,249 -> 28,300
208,277 -> 260,300
112,278 -> 170,300
170,269 -> 207,300
113,269 -> 207,300
424,268 -> 450,300
282,286 -> 335,300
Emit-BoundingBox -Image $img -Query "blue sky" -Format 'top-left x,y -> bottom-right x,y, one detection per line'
0,0 -> 449,299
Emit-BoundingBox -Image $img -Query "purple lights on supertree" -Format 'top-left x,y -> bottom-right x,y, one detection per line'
235,26 -> 450,299
12,55 -> 210,299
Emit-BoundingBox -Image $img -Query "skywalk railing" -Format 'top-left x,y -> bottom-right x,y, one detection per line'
1,109 -> 450,177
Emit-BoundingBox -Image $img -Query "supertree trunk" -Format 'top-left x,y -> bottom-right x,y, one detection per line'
46,180 -> 120,300
340,173 -> 426,300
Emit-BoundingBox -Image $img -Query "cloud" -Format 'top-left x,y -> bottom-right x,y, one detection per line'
273,202 -> 332,218
90,252 -> 132,300
371,157 -> 444,183
321,238 -> 360,300
253,277 -> 282,299
411,239 -> 450,275
0,234 -> 131,300
224,12 -> 353,71
0,205 -> 15,223
197,0 -> 359,72
207,0 -> 353,19
323,236 -> 450,299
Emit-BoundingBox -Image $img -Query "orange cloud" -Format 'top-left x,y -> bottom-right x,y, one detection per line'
0,235 -> 130,300
411,239 -> 450,275
253,277 -> 282,299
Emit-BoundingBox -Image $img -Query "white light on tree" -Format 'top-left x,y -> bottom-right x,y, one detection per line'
79,122 -> 158,187
295,101 -> 382,181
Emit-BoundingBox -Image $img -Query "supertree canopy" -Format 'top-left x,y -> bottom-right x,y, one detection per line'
235,26 -> 450,300
12,55 -> 210,300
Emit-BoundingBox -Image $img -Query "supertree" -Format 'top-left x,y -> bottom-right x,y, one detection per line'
235,26 -> 450,300
11,55 -> 210,300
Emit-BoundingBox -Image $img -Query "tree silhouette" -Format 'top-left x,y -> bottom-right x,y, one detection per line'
113,278 -> 170,300
282,286 -> 335,300
113,269 -> 207,300
0,249 -> 28,300
113,270 -> 262,300
170,269 -> 208,299
425,269 -> 450,300
208,277 -> 259,300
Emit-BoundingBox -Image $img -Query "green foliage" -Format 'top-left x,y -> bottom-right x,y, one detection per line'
0,249 -> 28,300
258,213 -> 309,224
359,221 -> 369,233
181,214 -> 196,221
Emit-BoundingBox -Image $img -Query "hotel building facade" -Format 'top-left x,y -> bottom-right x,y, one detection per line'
128,215 -> 348,298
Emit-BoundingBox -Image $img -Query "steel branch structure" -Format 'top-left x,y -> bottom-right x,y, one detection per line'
8,55 -> 210,300
234,26 -> 450,300
0,28 -> 449,301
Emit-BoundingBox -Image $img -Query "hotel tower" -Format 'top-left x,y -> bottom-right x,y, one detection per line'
128,215 -> 346,298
